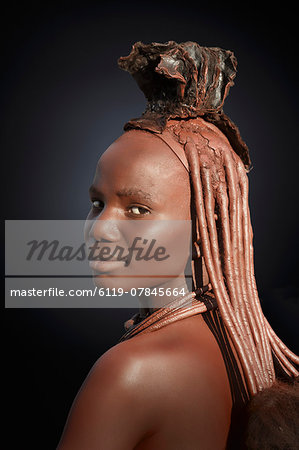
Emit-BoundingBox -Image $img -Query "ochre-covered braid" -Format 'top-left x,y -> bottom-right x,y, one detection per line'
118,40 -> 298,399
169,117 -> 298,396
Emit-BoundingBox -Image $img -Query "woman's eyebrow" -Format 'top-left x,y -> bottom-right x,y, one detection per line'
89,185 -> 154,201
116,188 -> 153,201
89,185 -> 99,196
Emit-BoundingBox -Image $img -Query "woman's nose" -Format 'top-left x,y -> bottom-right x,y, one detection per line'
85,205 -> 122,243
90,217 -> 121,242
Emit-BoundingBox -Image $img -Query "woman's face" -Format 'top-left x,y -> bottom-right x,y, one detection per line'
84,129 -> 191,294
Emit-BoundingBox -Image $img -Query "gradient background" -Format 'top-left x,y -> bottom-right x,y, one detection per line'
4,2 -> 298,448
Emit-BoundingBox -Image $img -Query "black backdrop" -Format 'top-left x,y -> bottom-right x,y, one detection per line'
4,2 -> 299,449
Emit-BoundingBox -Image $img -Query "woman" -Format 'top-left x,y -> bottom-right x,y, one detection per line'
57,41 -> 298,449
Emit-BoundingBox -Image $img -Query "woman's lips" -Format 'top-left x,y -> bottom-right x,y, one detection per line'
89,259 -> 127,273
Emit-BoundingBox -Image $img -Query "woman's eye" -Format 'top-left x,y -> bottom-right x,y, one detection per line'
129,206 -> 150,215
92,200 -> 103,209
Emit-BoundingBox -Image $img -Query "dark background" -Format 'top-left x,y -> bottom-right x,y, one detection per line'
3,1 -> 298,448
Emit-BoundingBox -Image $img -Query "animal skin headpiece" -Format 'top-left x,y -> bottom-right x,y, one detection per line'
118,40 -> 251,171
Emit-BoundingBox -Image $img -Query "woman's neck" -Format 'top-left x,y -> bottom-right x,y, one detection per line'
138,277 -> 191,317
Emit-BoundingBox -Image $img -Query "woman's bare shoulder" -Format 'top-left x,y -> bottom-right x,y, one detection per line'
57,337 -> 160,449
98,315 -> 229,396
57,332 -> 177,449
90,329 -> 180,390
57,317 -> 231,449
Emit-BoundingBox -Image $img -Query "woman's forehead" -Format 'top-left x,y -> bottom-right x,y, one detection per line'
97,130 -> 188,179
92,130 -> 190,202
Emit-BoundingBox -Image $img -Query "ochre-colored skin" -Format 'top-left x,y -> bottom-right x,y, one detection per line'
84,130 -> 192,295
57,130 -> 232,449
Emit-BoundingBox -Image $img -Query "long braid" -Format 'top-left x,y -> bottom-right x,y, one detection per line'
223,152 -> 267,380
182,128 -> 261,395
117,39 -> 299,405
166,118 -> 298,396
237,161 -> 276,384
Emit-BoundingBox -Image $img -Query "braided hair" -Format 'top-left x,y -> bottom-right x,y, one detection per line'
118,41 -> 298,446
